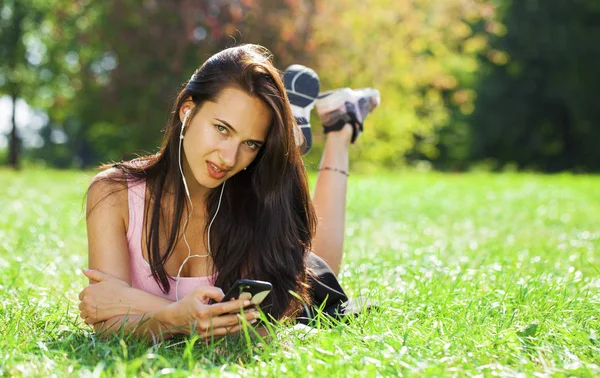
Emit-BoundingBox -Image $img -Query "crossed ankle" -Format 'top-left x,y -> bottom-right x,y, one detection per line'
325,123 -> 354,146
316,87 -> 380,144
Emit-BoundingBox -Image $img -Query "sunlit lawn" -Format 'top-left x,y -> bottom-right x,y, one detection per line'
0,169 -> 599,376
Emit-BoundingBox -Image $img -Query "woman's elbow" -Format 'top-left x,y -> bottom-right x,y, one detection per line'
91,315 -> 129,338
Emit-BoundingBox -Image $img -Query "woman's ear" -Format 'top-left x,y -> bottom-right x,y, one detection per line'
179,97 -> 194,123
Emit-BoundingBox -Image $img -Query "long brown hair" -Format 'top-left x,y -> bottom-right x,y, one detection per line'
91,44 -> 316,319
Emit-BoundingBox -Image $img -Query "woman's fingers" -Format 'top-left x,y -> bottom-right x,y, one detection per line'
79,309 -> 96,325
79,308 -> 100,325
207,298 -> 252,317
209,324 -> 242,337
78,288 -> 87,300
78,296 -> 102,325
194,286 -> 225,303
203,311 -> 258,329
81,268 -> 107,283
194,307 -> 258,337
198,322 -> 251,339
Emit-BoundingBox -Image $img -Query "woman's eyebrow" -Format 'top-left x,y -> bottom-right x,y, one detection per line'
215,118 -> 237,132
215,118 -> 264,144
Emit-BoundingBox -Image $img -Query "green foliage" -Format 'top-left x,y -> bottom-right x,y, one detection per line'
19,0 -> 318,168
0,0 -> 46,98
1,170 -> 600,375
3,0 -> 495,169
0,0 -> 51,168
464,0 -> 600,171
6,0 -> 597,171
310,0 -> 496,170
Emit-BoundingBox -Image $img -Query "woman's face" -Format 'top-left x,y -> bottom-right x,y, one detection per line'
179,86 -> 272,191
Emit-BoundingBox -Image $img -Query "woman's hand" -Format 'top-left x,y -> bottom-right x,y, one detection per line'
78,268 -> 134,325
163,286 -> 259,339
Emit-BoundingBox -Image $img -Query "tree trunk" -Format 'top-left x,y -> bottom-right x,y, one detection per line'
8,92 -> 19,170
7,0 -> 25,170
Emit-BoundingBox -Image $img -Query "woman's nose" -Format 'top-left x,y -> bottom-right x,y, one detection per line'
218,140 -> 240,168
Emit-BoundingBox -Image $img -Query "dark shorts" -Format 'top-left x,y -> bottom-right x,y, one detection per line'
296,253 -> 349,325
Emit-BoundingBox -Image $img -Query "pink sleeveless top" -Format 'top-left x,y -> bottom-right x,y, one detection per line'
126,177 -> 217,301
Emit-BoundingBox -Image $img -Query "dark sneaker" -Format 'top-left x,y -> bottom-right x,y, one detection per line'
316,88 -> 380,143
283,64 -> 320,154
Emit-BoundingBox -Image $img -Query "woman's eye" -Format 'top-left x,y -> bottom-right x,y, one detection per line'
216,125 -> 227,134
246,141 -> 259,150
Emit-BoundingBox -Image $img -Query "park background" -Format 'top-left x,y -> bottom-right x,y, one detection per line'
2,0 -> 599,173
1,0 -> 600,376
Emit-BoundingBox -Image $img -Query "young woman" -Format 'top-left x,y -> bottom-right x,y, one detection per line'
78,44 -> 379,341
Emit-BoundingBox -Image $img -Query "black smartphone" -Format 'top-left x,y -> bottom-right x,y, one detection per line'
220,279 -> 272,308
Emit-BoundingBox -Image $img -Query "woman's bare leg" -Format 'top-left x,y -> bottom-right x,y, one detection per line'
283,65 -> 380,276
311,124 -> 353,276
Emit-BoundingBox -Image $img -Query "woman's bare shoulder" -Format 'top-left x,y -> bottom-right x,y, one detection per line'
86,166 -> 134,284
87,167 -> 129,217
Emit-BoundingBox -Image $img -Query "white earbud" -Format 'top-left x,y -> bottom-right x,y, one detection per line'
180,109 -> 191,139
179,109 -> 192,195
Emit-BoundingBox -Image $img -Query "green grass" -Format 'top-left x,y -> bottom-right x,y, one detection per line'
1,169 -> 599,376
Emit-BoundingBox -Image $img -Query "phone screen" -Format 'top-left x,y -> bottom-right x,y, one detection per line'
220,279 -> 273,307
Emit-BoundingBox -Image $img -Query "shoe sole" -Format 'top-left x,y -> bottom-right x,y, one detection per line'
284,65 -> 320,107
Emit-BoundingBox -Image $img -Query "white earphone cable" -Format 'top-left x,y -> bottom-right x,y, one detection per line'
175,113 -> 226,301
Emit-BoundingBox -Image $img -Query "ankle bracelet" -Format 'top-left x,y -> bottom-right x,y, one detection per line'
318,166 -> 349,177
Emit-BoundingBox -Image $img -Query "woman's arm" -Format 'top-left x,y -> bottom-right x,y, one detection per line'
84,172 -> 175,338
79,269 -> 260,341
85,169 -> 133,284
92,287 -> 259,341
79,269 -> 173,324
83,172 -> 258,338
93,306 -> 179,341
79,269 -> 261,341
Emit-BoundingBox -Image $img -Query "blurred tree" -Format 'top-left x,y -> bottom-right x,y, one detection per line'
0,0 -> 47,169
30,0 -> 244,167
241,0 -> 317,65
5,0 -> 506,170
466,0 -> 600,171
23,0 -> 316,167
309,0 -> 495,170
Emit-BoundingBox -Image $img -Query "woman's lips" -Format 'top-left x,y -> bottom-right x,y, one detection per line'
206,161 -> 228,179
